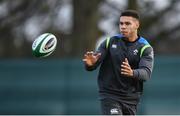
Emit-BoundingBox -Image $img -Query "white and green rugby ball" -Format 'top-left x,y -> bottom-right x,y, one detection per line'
32,33 -> 57,57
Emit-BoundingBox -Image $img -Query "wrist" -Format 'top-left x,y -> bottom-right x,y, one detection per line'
133,70 -> 138,78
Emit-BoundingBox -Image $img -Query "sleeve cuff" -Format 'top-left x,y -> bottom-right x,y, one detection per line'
133,70 -> 139,79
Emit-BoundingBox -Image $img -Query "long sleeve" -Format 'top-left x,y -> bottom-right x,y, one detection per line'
133,46 -> 154,81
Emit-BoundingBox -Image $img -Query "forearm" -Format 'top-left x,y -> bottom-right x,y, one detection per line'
133,67 -> 152,81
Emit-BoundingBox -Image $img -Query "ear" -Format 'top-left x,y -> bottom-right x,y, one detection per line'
135,21 -> 140,29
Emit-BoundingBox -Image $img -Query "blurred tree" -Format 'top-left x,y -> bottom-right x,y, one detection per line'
127,0 -> 138,10
0,0 -> 67,58
100,0 -> 180,55
139,0 -> 180,54
0,0 -> 180,58
71,0 -> 102,57
0,0 -> 64,58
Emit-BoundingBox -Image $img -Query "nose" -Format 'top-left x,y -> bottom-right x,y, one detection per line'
119,22 -> 125,27
120,24 -> 126,30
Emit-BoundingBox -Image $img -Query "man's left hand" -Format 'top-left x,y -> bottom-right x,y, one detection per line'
121,58 -> 134,77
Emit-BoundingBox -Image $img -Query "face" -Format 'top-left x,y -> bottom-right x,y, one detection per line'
119,16 -> 139,38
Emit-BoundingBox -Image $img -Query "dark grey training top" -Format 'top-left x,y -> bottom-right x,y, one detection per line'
85,34 -> 154,105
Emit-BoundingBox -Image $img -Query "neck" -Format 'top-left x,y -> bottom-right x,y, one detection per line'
127,32 -> 138,42
128,35 -> 138,42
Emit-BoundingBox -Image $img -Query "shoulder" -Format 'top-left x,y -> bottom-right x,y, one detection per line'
138,36 -> 153,57
105,34 -> 123,48
108,34 -> 124,43
110,34 -> 124,39
138,36 -> 151,46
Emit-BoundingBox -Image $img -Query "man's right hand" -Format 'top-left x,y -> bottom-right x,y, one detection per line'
83,51 -> 101,66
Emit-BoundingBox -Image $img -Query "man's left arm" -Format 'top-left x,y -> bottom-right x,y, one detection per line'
121,47 -> 154,81
133,47 -> 154,81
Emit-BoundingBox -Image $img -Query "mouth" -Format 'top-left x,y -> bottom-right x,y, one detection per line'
121,31 -> 128,35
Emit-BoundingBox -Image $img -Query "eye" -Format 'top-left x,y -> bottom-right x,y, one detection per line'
119,22 -> 123,25
125,22 -> 131,25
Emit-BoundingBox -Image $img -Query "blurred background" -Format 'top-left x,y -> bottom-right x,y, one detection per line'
0,0 -> 180,115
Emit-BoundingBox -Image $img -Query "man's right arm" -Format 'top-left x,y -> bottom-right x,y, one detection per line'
84,38 -> 108,71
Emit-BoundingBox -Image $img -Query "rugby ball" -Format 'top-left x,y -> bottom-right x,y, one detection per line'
32,33 -> 57,57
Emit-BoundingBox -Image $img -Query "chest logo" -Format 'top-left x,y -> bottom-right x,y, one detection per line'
112,44 -> 117,48
133,49 -> 138,55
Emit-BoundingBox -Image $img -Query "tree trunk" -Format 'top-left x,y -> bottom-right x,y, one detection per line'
71,0 -> 101,57
127,0 -> 138,10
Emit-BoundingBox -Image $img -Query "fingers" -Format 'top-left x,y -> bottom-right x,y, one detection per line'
121,58 -> 130,70
82,51 -> 101,66
83,51 -> 101,59
125,58 -> 128,63
121,64 -> 131,75
121,58 -> 133,77
82,54 -> 87,62
121,64 -> 131,71
121,72 -> 129,75
123,58 -> 130,67
94,53 -> 101,60
82,58 -> 87,62
86,51 -> 94,56
82,51 -> 94,60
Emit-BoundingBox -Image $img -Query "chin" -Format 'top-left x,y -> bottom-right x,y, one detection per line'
122,34 -> 129,38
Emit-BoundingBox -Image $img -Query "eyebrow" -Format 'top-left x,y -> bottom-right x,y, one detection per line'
119,21 -> 131,24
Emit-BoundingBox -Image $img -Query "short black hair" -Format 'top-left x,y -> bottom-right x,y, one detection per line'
120,10 -> 140,20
